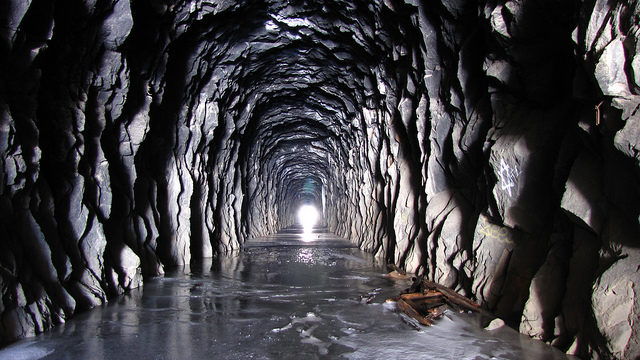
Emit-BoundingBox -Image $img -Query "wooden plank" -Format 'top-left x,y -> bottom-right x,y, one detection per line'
399,292 -> 444,302
421,280 -> 481,311
389,279 -> 488,326
396,298 -> 433,326
412,299 -> 446,312
426,304 -> 447,319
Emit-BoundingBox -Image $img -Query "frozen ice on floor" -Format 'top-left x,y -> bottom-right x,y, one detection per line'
0,231 -> 572,360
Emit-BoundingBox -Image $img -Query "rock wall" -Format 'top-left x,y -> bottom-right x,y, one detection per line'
0,0 -> 639,358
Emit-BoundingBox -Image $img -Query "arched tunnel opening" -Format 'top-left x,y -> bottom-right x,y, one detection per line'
1,0 -> 640,358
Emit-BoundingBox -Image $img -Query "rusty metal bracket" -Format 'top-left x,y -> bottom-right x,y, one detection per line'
595,100 -> 604,125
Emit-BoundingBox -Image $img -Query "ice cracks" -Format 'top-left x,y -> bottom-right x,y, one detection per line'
271,312 -> 330,355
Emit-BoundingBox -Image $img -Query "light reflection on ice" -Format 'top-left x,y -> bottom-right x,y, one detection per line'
0,244 -> 572,360
0,343 -> 53,360
295,248 -> 315,264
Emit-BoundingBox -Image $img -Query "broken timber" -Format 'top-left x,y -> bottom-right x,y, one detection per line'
387,278 -> 482,326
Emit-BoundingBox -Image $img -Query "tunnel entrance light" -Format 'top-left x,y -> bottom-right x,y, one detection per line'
298,204 -> 318,235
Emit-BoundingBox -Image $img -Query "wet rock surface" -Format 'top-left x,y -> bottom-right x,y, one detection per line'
0,0 -> 639,358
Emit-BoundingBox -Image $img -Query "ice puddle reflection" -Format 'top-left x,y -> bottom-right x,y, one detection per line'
0,244 -> 571,360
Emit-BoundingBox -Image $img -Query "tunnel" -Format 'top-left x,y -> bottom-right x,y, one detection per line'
1,0 -> 639,358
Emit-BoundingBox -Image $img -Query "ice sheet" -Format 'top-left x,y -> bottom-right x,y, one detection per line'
0,238 -> 571,360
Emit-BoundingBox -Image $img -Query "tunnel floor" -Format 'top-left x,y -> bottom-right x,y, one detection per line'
0,229 -> 570,359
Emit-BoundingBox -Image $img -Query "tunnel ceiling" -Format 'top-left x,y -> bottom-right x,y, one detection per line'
2,0 -> 640,358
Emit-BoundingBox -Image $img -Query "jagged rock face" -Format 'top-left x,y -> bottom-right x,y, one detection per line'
0,0 -> 639,358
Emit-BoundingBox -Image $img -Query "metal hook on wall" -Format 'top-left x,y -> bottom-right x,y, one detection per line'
595,100 -> 604,125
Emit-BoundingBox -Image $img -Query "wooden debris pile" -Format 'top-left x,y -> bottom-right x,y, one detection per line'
387,276 -> 482,326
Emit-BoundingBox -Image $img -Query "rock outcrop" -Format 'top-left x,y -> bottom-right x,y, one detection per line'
0,0 -> 639,358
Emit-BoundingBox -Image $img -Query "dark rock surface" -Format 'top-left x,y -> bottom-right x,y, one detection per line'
0,0 -> 639,358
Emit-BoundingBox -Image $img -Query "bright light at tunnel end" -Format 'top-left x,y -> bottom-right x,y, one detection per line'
298,204 -> 319,238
